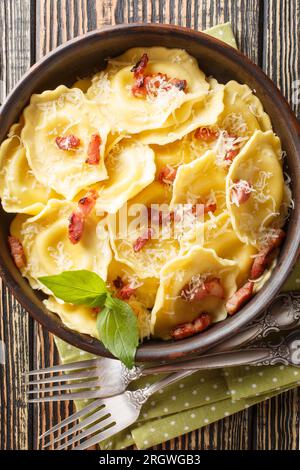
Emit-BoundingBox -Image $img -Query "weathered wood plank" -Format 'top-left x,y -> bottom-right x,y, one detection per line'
263,0 -> 300,119
252,390 -> 300,450
252,0 -> 300,450
0,0 -> 32,450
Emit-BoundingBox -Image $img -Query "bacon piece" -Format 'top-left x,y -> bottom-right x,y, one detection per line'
131,53 -> 149,78
55,134 -> 81,150
192,201 -> 217,216
181,282 -> 207,301
68,212 -> 84,245
131,60 -> 187,98
113,276 -> 124,289
169,78 -> 187,91
86,133 -> 101,165
144,73 -> 167,90
157,166 -> 177,184
204,201 -> 217,214
118,284 -> 136,300
133,228 -> 154,252
133,72 -> 170,97
225,148 -> 239,163
8,236 -> 26,269
181,277 -> 224,301
251,229 -> 286,280
170,313 -> 211,340
194,127 -> 219,142
226,281 -> 254,315
231,180 -> 253,206
77,189 -> 98,217
68,190 -> 99,244
205,278 -> 224,299
131,75 -> 147,97
144,73 -> 187,93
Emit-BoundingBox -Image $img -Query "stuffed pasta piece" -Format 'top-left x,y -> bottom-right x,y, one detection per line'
87,47 -> 210,134
108,181 -> 180,279
21,85 -> 110,200
9,198 -> 111,293
226,130 -> 285,248
151,246 -> 239,339
0,133 -> 59,215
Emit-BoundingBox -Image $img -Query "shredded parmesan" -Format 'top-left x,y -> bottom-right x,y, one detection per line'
181,273 -> 210,300
221,113 -> 248,136
91,72 -> 111,103
229,179 -> 256,207
48,242 -> 73,271
214,130 -> 248,167
145,75 -> 184,109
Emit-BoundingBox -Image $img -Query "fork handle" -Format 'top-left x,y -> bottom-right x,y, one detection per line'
143,344 -> 293,376
145,343 -> 288,395
212,292 -> 300,353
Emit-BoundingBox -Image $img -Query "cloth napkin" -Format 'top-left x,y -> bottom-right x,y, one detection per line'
54,23 -> 300,450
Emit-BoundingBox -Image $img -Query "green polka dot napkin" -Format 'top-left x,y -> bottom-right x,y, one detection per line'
54,23 -> 300,450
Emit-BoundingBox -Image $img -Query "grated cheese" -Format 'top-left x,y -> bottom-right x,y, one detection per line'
48,241 -> 73,271
221,113 -> 248,136
145,75 -> 185,109
181,272 -> 211,300
214,130 -> 248,167
229,179 -> 256,207
91,72 -> 111,103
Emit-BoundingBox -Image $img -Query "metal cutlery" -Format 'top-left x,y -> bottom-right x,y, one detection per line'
25,292 -> 300,402
42,330 -> 300,450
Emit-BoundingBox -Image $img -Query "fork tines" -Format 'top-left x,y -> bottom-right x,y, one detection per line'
40,393 -> 134,450
41,397 -> 115,450
25,358 -> 101,402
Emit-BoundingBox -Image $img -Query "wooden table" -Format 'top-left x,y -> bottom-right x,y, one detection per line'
0,0 -> 299,450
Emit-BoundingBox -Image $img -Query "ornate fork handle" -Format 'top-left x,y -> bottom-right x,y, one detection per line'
212,292 -> 300,353
122,293 -> 300,381
142,331 -> 300,374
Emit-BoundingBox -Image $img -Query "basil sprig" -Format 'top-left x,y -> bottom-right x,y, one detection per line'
39,270 -> 139,368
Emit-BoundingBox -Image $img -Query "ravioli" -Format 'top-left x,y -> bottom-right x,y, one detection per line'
108,181 -> 180,279
218,81 -> 272,136
10,199 -> 111,294
226,130 -> 284,247
44,294 -> 152,340
95,142 -> 156,214
151,246 -> 238,339
0,135 -> 58,215
87,47 -> 210,134
21,85 -> 110,199
137,79 -> 224,145
171,150 -> 227,213
107,258 -> 159,309
44,296 -> 98,337
153,136 -> 195,175
203,212 -> 257,287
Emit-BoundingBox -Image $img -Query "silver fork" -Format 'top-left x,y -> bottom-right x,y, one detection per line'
43,331 -> 300,450
25,292 -> 300,402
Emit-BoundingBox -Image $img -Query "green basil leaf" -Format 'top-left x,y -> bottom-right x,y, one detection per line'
39,270 -> 108,307
96,295 -> 139,368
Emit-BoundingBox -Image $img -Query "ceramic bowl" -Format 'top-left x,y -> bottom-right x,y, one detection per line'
0,24 -> 299,361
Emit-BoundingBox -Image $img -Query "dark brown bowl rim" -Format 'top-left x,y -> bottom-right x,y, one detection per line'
0,23 -> 299,362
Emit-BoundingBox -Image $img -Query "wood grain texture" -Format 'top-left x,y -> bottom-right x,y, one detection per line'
0,0 -> 299,450
0,0 -> 32,451
263,0 -> 300,119
252,0 -> 300,449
